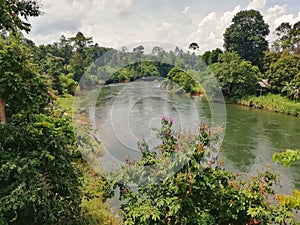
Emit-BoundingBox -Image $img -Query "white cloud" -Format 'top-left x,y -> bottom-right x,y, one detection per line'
265,5 -> 300,29
24,0 -> 300,52
219,5 -> 242,27
157,22 -> 174,31
111,0 -> 136,15
156,22 -> 178,43
247,0 -> 266,10
198,12 -> 217,27
189,6 -> 242,53
188,0 -> 300,54
182,6 -> 189,14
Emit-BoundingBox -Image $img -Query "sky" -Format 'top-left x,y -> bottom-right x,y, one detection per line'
25,0 -> 300,53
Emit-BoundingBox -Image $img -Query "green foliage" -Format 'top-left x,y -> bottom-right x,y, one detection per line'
238,94 -> 300,116
273,21 -> 300,53
273,149 -> 300,211
79,161 -> 120,225
262,51 -> 280,73
0,113 -> 84,225
60,73 -> 78,95
273,22 -> 293,52
273,149 -> 300,167
266,54 -> 300,99
201,48 -> 223,65
209,52 -> 260,98
166,67 -> 202,94
107,62 -> 161,84
275,189 -> 300,210
70,51 -> 86,82
0,0 -> 41,33
101,117 -> 296,225
223,10 -> 269,68
0,35 -> 48,122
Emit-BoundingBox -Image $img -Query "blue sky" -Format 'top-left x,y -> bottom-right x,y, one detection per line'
25,0 -> 300,53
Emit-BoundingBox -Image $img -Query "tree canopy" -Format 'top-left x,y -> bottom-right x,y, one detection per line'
223,10 -> 269,69
273,21 -> 300,54
209,52 -> 261,98
0,0 -> 41,32
0,35 -> 48,123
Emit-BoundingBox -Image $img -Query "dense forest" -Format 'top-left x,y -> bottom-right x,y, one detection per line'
0,1 -> 300,225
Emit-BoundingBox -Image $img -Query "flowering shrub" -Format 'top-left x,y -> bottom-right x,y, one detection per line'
101,116 -> 297,225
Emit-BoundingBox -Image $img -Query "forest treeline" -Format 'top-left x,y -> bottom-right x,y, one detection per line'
1,9 -> 297,102
0,1 -> 300,225
12,10 -> 299,102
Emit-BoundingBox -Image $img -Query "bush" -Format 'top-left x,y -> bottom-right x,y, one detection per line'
0,113 -> 84,225
101,116 -> 296,225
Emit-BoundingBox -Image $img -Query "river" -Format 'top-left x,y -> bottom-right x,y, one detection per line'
91,81 -> 300,193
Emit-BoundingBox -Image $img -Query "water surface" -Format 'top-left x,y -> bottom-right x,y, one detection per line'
93,81 -> 300,192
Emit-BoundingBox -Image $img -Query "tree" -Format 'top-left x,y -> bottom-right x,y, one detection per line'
273,22 -> 292,52
0,35 -> 48,123
44,54 -> 65,95
209,52 -> 261,97
69,31 -> 93,54
188,42 -> 199,52
151,46 -> 165,56
57,35 -> 73,71
0,0 -> 41,32
70,51 -> 86,82
174,46 -> 184,57
166,67 -> 202,94
290,21 -> 300,54
266,54 -> 300,97
202,48 -> 223,65
133,45 -> 144,55
223,10 -> 269,68
272,21 -> 300,54
262,51 -> 280,72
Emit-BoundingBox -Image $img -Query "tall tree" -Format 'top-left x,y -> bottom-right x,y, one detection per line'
290,21 -> 300,54
68,32 -> 93,82
133,45 -> 145,54
273,22 -> 292,52
69,31 -> 93,54
0,0 -> 41,32
189,42 -> 199,52
223,10 -> 269,68
57,35 -> 73,71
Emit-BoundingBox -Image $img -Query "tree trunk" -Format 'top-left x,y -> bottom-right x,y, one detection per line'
0,98 -> 6,123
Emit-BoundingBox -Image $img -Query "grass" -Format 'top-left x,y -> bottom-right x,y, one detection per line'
238,94 -> 300,116
55,94 -> 74,113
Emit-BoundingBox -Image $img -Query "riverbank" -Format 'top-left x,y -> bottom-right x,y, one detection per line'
237,94 -> 300,116
55,95 -> 120,225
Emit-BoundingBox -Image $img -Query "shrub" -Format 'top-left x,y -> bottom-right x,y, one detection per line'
101,116 -> 296,225
0,113 -> 84,225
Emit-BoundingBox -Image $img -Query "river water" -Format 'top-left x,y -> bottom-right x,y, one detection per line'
92,81 -> 300,193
